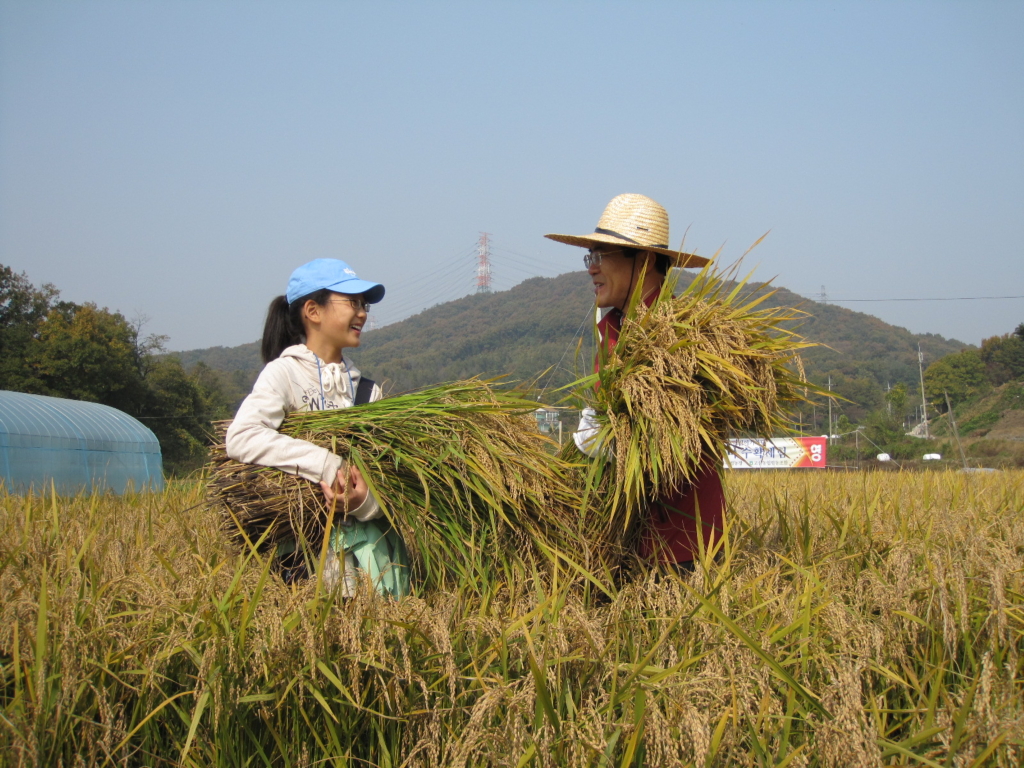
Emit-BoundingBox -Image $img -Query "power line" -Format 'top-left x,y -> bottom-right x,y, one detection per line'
822,295 -> 1023,303
132,414 -> 223,420
381,265 -> 473,314
537,304 -> 595,401
378,244 -> 477,296
377,284 -> 468,323
372,236 -> 579,327
375,277 -> 478,325
380,241 -> 548,322
490,244 -> 578,274
369,244 -> 479,322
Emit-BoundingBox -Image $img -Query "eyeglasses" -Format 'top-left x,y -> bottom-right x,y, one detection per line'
329,297 -> 371,313
583,249 -> 624,268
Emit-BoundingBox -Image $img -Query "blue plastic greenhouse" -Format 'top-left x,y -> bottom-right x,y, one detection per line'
0,390 -> 164,494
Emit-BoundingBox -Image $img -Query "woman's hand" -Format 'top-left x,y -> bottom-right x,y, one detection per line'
320,465 -> 369,511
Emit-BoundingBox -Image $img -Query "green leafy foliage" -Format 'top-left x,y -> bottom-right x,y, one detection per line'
862,382 -> 912,446
144,359 -> 232,473
924,349 -> 988,411
0,264 -> 232,475
356,273 -> 601,393
918,323 -> 1024,462
175,342 -> 261,410
980,325 -> 1024,386
32,302 -> 149,412
958,410 -> 1001,436
0,265 -> 58,393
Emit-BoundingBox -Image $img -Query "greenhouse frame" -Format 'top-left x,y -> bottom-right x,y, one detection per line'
0,390 -> 164,494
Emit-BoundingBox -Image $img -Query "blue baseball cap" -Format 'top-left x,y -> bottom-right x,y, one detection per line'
286,259 -> 385,305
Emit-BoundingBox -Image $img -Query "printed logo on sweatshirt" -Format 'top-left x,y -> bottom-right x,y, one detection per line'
300,386 -> 340,411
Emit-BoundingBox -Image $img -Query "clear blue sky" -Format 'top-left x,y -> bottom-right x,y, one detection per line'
1,1 -> 1021,353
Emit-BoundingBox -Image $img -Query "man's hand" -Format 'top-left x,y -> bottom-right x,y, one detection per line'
320,465 -> 369,511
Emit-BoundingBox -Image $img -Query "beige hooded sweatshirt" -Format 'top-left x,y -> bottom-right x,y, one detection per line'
225,344 -> 386,593
226,343 -> 384,521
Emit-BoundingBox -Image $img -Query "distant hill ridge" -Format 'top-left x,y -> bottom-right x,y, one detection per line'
177,271 -> 970,419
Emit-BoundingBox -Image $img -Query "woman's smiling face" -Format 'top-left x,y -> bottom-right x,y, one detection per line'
321,294 -> 369,349
302,292 -> 369,354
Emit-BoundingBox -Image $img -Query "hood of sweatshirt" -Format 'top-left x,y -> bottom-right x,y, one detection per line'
278,344 -> 363,403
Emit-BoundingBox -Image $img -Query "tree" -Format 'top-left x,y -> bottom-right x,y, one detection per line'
979,328 -> 1024,386
0,264 -> 235,475
31,302 -> 149,413
134,333 -> 233,475
864,382 -> 910,445
885,382 -> 909,424
0,264 -> 57,329
142,358 -> 231,474
815,370 -> 882,423
0,265 -> 58,391
923,350 -> 987,411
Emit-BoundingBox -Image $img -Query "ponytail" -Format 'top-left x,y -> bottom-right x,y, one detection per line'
260,289 -> 333,363
261,296 -> 298,364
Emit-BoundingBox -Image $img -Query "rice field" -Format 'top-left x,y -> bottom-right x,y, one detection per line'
1,469 -> 1022,767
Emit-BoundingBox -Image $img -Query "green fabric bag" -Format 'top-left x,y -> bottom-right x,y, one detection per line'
275,520 -> 410,598
330,518 -> 410,599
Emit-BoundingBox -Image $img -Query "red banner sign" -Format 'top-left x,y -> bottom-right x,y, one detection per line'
725,437 -> 827,469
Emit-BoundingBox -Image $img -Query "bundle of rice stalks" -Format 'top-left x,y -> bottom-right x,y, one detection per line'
563,266 -> 821,539
207,379 -> 582,589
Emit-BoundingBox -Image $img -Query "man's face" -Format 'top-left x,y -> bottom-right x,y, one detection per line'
587,248 -> 640,308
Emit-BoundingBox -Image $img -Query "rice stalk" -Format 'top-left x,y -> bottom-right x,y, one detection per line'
2,470 -> 1022,766
562,264 -> 824,544
206,379 -> 583,590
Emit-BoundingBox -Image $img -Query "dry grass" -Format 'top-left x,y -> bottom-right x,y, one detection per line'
1,469 -> 1022,766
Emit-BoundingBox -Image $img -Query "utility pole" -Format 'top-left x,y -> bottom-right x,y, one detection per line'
944,390 -> 968,469
827,375 -> 833,443
819,285 -> 827,304
918,343 -> 929,438
475,232 -> 492,293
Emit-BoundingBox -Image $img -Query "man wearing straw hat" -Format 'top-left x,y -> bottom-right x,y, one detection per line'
546,193 -> 725,571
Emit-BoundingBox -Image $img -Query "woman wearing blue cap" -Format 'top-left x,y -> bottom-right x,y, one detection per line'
226,258 -> 408,597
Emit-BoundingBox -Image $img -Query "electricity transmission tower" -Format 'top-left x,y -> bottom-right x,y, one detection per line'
476,233 -> 492,293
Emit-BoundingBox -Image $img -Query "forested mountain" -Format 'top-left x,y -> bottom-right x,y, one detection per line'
179,270 -> 970,425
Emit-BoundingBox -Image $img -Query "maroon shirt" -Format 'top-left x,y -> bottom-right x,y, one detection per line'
596,301 -> 726,564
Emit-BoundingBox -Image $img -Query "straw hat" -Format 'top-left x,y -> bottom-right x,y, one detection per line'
545,193 -> 710,268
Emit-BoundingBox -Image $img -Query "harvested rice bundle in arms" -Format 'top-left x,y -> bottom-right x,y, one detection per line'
568,268 -> 817,535
208,379 -> 578,588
